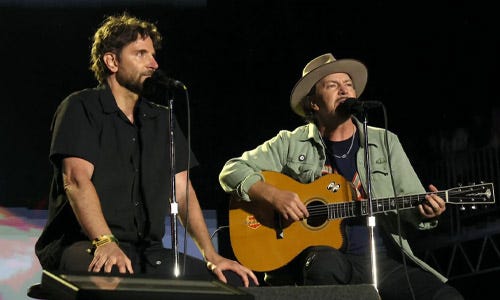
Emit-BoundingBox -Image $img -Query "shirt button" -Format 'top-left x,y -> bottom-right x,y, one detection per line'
132,137 -> 136,142
134,201 -> 140,206
155,260 -> 162,265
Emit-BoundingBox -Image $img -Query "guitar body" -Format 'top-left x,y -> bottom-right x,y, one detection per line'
229,171 -> 495,272
229,171 -> 356,272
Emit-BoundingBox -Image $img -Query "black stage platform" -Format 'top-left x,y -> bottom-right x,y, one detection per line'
37,270 -> 380,300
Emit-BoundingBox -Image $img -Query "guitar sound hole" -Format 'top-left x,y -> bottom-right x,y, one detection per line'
306,200 -> 327,227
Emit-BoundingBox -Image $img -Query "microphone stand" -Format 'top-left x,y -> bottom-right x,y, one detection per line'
168,95 -> 181,278
360,110 -> 378,291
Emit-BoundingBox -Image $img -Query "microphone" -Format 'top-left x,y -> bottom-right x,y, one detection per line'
145,69 -> 186,90
142,70 -> 186,100
337,98 -> 382,115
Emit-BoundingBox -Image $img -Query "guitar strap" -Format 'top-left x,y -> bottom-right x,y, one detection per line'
351,172 -> 366,200
322,131 -> 366,201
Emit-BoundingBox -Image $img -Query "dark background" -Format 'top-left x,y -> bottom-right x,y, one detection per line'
1,1 -> 499,298
1,0 -> 498,210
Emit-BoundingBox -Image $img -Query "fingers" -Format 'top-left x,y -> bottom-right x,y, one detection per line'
278,193 -> 308,221
283,207 -> 306,221
207,260 -> 260,287
207,261 -> 218,272
125,259 -> 134,274
104,256 -> 116,273
426,194 -> 445,211
103,257 -> 133,274
428,184 -> 438,192
229,264 -> 259,287
89,255 -> 133,273
247,269 -> 260,286
419,188 -> 446,218
88,244 -> 133,274
418,203 -> 436,217
207,262 -> 227,284
89,254 -> 106,272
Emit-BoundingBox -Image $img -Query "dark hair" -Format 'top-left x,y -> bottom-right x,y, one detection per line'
90,12 -> 163,83
301,85 -> 317,124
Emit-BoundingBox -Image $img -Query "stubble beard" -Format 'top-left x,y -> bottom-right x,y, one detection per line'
116,71 -> 144,95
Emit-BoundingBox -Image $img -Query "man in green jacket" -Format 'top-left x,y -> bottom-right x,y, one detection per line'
219,53 -> 463,299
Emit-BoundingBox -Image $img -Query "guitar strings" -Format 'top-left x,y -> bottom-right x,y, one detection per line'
305,186 -> 493,218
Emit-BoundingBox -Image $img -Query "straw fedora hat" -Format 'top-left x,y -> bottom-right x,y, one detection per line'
290,53 -> 368,117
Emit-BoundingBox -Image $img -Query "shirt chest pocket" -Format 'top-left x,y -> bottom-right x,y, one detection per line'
283,151 -> 320,183
370,155 -> 389,176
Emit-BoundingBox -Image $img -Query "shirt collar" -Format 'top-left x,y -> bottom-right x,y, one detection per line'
306,123 -> 324,145
98,84 -> 162,119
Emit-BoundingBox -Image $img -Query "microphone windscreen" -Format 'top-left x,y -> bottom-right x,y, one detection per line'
336,98 -> 362,115
141,70 -> 173,101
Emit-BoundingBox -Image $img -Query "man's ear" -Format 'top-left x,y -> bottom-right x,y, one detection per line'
309,98 -> 319,111
103,52 -> 118,73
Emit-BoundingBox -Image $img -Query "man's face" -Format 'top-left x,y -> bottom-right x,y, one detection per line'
310,72 -> 357,120
114,35 -> 159,94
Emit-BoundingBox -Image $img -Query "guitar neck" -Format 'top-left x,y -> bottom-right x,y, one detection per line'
325,180 -> 495,219
325,191 -> 446,219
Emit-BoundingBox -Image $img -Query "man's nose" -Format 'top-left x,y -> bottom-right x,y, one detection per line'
150,56 -> 159,70
338,85 -> 348,94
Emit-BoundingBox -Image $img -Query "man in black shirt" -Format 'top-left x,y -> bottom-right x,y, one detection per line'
35,12 -> 258,287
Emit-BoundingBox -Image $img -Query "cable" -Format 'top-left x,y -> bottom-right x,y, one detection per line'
210,225 -> 229,241
181,87 -> 191,276
381,103 -> 416,300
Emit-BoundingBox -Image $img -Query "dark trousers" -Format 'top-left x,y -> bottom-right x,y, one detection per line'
58,240 -> 248,286
265,246 -> 464,300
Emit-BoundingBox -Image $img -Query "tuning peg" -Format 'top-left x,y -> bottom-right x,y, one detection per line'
471,205 -> 477,210
459,205 -> 466,211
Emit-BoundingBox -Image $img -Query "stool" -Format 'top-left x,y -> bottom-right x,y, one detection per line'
27,283 -> 50,299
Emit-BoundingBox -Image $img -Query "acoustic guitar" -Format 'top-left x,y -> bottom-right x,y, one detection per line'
229,171 -> 495,272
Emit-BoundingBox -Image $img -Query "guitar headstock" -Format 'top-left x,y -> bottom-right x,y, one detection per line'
447,182 -> 496,209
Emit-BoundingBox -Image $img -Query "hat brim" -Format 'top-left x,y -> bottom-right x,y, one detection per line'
290,59 -> 368,117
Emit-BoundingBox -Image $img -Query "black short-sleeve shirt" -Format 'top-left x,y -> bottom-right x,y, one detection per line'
36,84 -> 197,269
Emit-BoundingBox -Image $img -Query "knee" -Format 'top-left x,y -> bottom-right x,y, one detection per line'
433,286 -> 464,300
59,241 -> 93,272
302,246 -> 351,285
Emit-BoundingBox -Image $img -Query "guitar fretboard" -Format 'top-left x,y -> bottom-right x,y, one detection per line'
307,182 -> 494,220
326,192 -> 444,219
307,186 -> 497,220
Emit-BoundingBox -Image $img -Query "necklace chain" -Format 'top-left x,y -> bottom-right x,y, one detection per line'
332,125 -> 356,159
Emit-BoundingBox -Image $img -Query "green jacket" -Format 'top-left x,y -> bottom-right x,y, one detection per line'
219,118 -> 447,282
